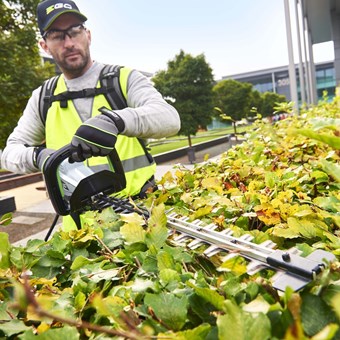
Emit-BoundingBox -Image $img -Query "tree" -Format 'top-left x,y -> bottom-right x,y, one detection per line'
212,79 -> 253,122
0,0 -> 54,149
152,50 -> 214,148
259,91 -> 286,117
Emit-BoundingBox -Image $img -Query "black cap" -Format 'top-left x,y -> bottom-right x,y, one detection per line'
37,0 -> 87,36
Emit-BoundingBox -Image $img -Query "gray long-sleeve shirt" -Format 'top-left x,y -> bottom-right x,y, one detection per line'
1,61 -> 180,174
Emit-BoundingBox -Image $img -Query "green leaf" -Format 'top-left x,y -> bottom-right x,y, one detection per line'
146,204 -> 169,249
10,248 -> 23,270
310,170 -> 329,184
157,250 -> 176,271
130,278 -> 155,293
160,323 -> 211,340
0,319 -> 30,337
159,268 -> 181,289
88,268 -> 120,283
217,300 -> 271,340
217,301 -> 245,339
301,293 -> 339,337
92,295 -> 126,317
0,232 -> 10,269
71,255 -> 93,270
20,325 -> 80,339
311,324 -> 339,340
296,128 -> 340,149
272,217 -> 324,240
37,250 -> 67,268
314,196 -> 340,213
0,213 -> 12,226
242,295 -> 270,314
74,291 -> 86,311
265,171 -> 279,189
320,159 -> 340,183
120,216 -> 146,244
102,229 -> 123,249
144,292 -> 188,331
0,303 -> 15,321
191,285 -> 225,311
188,294 -> 217,323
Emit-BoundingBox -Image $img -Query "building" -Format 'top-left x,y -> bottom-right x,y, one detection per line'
282,0 -> 340,107
222,60 -> 336,104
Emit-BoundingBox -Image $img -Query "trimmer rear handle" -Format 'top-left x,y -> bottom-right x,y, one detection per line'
43,144 -> 126,216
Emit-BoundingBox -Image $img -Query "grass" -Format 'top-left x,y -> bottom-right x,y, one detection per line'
149,126 -> 248,155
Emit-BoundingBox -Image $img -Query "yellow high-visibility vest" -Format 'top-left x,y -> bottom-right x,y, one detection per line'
45,67 -> 155,230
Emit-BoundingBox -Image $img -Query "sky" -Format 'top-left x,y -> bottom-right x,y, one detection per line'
76,0 -> 334,80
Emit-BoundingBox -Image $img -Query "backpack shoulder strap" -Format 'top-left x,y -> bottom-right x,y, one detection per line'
100,65 -> 154,164
38,75 -> 60,125
100,64 -> 128,110
38,65 -> 130,125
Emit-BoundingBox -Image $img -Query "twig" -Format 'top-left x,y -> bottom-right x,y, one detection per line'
20,275 -> 142,339
93,234 -> 114,256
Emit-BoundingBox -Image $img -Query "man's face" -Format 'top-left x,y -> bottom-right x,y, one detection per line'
40,13 -> 92,79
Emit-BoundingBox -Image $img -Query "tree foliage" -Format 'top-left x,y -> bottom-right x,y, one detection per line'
0,0 -> 54,149
213,79 -> 287,122
213,79 -> 254,122
259,91 -> 286,117
152,50 -> 214,145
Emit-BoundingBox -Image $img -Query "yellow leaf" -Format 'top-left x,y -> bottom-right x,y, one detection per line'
201,177 -> 223,194
120,223 -> 146,244
181,192 -> 193,204
158,170 -> 176,186
218,255 -> 247,276
37,322 -> 50,334
191,206 -> 213,219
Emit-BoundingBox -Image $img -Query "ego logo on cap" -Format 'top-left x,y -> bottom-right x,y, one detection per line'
46,3 -> 73,15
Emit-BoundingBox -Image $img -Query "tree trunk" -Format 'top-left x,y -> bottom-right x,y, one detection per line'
188,135 -> 192,147
233,122 -> 238,141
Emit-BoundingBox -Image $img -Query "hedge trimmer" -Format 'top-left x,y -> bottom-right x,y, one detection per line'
43,145 -> 336,292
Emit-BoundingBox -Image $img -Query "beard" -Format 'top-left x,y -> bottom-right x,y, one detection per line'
52,46 -> 91,78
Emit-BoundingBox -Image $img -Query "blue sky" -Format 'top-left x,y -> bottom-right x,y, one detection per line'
77,0 -> 334,80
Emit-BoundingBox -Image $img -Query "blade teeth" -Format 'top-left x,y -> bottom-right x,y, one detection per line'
288,247 -> 301,255
247,260 -> 267,275
188,239 -> 205,249
192,219 -> 203,226
239,234 -> 254,242
204,247 -> 221,257
223,228 -> 234,236
167,212 -> 177,219
173,233 -> 190,242
205,224 -> 218,230
187,224 -> 219,249
180,216 -> 189,221
260,240 -> 277,249
221,252 -> 239,261
202,228 -> 234,256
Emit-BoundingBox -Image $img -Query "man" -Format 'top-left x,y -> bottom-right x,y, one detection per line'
1,0 -> 180,200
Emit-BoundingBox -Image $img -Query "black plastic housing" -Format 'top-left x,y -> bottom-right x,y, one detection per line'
43,144 -> 126,216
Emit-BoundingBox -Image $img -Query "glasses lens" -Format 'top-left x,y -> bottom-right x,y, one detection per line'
68,25 -> 84,38
45,30 -> 63,41
44,24 -> 85,42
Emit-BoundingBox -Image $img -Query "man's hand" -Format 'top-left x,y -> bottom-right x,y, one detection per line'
35,148 -> 54,171
69,109 -> 124,162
